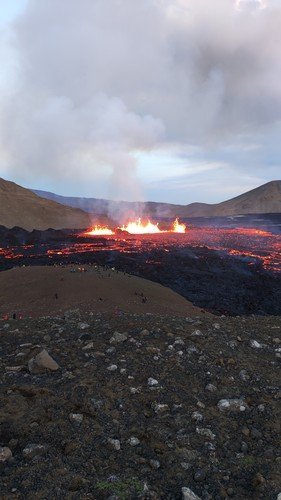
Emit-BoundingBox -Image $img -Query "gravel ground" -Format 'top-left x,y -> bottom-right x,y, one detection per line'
0,310 -> 280,499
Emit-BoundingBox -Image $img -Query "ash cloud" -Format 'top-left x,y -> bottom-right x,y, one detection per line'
0,0 -> 280,202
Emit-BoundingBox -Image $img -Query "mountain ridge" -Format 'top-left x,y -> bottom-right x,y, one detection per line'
33,180 -> 281,218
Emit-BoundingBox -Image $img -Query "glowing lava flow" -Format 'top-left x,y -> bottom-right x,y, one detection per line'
85,226 -> 115,236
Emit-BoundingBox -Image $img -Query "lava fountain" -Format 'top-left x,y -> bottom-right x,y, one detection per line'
119,218 -> 163,234
84,225 -> 115,236
172,218 -> 186,233
120,218 -> 186,234
84,218 -> 187,236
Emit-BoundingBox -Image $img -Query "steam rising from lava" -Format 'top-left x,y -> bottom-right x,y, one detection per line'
1,0 -> 281,204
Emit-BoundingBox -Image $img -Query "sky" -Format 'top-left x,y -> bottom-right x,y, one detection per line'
0,0 -> 280,204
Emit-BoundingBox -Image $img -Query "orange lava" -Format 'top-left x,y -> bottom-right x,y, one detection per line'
172,218 -> 186,233
84,226 -> 115,236
118,218 -> 186,234
84,218 -> 186,235
1,225 -> 280,272
119,218 -> 163,234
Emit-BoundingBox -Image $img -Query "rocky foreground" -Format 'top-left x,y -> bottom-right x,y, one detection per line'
0,310 -> 280,499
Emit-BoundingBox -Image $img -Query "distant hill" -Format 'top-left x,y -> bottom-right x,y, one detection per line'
188,180 -> 281,217
0,178 -> 91,231
34,180 -> 281,218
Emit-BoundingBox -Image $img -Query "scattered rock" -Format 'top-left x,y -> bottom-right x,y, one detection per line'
0,311 -> 279,499
82,342 -> 94,350
191,411 -> 203,423
194,469 -> 207,482
28,349 -> 59,373
140,329 -> 150,336
196,427 -> 215,440
239,369 -> 250,381
78,322 -> 90,330
191,330 -> 203,337
149,459 -> 160,469
152,403 -> 169,414
217,398 -> 248,412
250,340 -> 262,348
5,365 -> 25,372
147,377 -> 159,386
128,437 -> 140,446
130,387 -> 141,394
108,439 -> 121,451
241,441 -> 248,453
205,383 -> 217,392
110,331 -> 128,344
107,364 -> 118,371
174,337 -> 185,345
181,462 -> 191,470
0,447 -> 12,463
22,444 -> 47,459
69,413 -> 83,426
197,401 -> 205,409
106,346 -> 116,354
182,486 -> 201,499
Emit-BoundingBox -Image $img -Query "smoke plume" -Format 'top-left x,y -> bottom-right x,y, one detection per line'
0,0 -> 280,202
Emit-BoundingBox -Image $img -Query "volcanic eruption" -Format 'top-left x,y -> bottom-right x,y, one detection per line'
85,226 -> 115,236
83,218 -> 187,236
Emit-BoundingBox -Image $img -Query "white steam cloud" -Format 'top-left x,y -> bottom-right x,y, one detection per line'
0,0 -> 280,201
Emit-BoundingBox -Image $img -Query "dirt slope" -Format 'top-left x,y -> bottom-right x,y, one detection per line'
0,266 -> 207,318
0,178 -> 91,230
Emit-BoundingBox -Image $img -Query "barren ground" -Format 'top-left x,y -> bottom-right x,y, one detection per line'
0,266 -> 206,319
0,280 -> 280,499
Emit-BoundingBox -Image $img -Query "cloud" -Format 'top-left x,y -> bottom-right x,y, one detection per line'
236,0 -> 267,10
0,0 -> 280,200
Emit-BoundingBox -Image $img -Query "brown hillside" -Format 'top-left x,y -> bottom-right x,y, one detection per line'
210,180 -> 281,216
0,178 -> 91,230
0,265 -> 208,318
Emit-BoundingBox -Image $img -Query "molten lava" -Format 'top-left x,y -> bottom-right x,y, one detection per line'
119,218 -> 186,234
84,218 -> 186,236
85,226 -> 114,236
1,223 -> 280,273
172,218 -> 186,233
119,218 -> 163,234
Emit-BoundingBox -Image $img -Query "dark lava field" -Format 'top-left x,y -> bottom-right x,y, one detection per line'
0,214 -> 280,317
